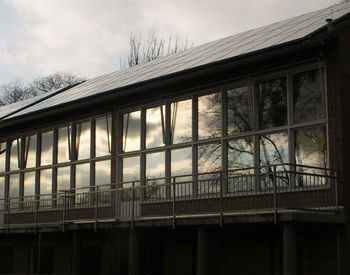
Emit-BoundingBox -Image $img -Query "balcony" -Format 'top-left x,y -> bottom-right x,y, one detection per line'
0,164 -> 342,232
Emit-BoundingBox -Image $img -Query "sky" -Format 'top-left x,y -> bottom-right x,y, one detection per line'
0,0 -> 342,87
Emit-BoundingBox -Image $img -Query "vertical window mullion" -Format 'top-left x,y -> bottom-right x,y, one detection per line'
221,89 -> 228,194
288,73 -> 295,188
91,119 -> 96,189
192,95 -> 198,197
165,101 -> 171,198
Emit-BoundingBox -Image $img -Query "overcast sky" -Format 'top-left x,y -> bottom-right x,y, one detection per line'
0,0 -> 341,86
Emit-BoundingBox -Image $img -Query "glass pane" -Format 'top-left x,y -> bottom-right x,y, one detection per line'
171,99 -> 192,144
25,135 -> 36,168
293,69 -> 325,123
198,93 -> 221,139
95,160 -> 110,186
260,132 -> 289,188
9,174 -> 20,200
295,127 -> 327,186
171,147 -> 192,196
96,116 -> 111,157
10,139 -> 20,171
0,176 -> 4,201
227,86 -> 253,134
58,126 -> 70,163
146,152 -> 165,198
122,111 -> 141,152
41,131 -> 53,165
24,171 -> 36,198
40,169 -> 52,195
259,77 -> 287,129
57,166 -> 71,191
122,156 -> 140,187
0,142 -> 6,173
76,163 -> 90,190
146,106 -> 165,148
228,138 -> 254,192
77,122 -> 91,160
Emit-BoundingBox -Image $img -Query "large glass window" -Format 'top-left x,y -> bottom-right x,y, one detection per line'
146,106 -> 165,148
258,77 -> 287,129
122,111 -> 141,152
57,167 -> 71,192
171,147 -> 192,196
40,169 -> 52,207
24,171 -> 36,198
76,163 -> 90,190
0,142 -> 6,173
122,156 -> 140,188
9,174 -> 20,208
146,152 -> 165,198
95,160 -> 111,186
58,126 -> 70,163
76,122 -> 90,160
10,139 -> 20,171
198,93 -> 221,139
171,99 -> 192,144
96,116 -> 111,157
0,176 -> 4,204
25,135 -> 36,168
227,86 -> 253,134
41,131 -> 53,165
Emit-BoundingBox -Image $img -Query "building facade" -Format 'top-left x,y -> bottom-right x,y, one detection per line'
0,3 -> 350,275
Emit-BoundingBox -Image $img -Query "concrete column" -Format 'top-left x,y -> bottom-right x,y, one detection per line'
128,229 -> 139,275
196,227 -> 209,275
72,231 -> 80,275
283,223 -> 297,275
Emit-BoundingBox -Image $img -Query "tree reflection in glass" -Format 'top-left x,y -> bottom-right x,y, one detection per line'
295,127 -> 327,186
96,116 -> 111,157
25,135 -> 36,168
228,138 -> 254,192
259,132 -> 289,188
123,111 -> 141,152
171,147 -> 192,196
146,152 -> 165,198
0,142 -> 6,173
41,131 -> 53,165
198,93 -> 221,140
10,139 -> 20,171
198,143 -> 221,194
227,86 -> 253,134
293,69 -> 325,123
76,122 -> 90,160
146,106 -> 165,148
58,126 -> 70,163
171,99 -> 192,144
259,77 -> 287,129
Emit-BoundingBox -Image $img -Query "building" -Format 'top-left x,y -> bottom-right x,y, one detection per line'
0,3 -> 350,274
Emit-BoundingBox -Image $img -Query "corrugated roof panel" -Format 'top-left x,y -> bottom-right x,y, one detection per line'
3,2 -> 350,120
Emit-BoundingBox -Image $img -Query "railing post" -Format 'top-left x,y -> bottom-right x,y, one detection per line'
220,171 -> 223,227
172,177 -> 176,229
273,165 -> 277,224
131,181 -> 134,230
335,170 -> 339,212
95,186 -> 99,231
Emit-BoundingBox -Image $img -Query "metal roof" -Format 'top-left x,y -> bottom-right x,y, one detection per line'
1,2 -> 350,121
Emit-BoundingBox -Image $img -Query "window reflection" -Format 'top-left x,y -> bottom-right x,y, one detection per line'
259,77 -> 287,129
0,142 -> 6,173
76,163 -> 90,190
293,69 -> 325,123
57,167 -> 71,192
198,93 -> 221,139
122,156 -> 140,187
10,139 -> 20,171
25,135 -> 36,168
95,160 -> 110,186
146,152 -> 165,198
123,111 -> 141,152
76,122 -> 91,160
9,174 -> 20,207
146,106 -> 165,148
171,147 -> 192,196
227,86 -> 253,134
24,171 -> 35,198
58,126 -> 70,163
41,131 -> 53,165
96,116 -> 111,157
40,169 -> 52,195
295,127 -> 327,185
171,99 -> 192,144
0,176 -> 4,202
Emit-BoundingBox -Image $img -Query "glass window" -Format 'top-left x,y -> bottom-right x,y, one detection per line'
0,176 -> 4,202
146,106 -> 165,148
122,156 -> 140,188
41,131 -> 53,165
9,174 -> 20,203
0,142 -> 6,173
198,93 -> 221,139
122,111 -> 141,152
146,152 -> 165,198
25,135 -> 36,168
95,160 -> 110,186
198,143 -> 221,175
76,122 -> 91,160
293,69 -> 325,123
76,163 -> 90,190
227,86 -> 253,134
171,147 -> 192,196
40,169 -> 52,195
171,99 -> 192,144
10,139 -> 20,171
57,166 -> 71,192
58,126 -> 70,163
96,116 -> 111,157
259,77 -> 287,129
24,171 -> 36,198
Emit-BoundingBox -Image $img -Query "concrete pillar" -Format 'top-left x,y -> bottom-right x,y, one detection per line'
283,223 -> 297,275
72,231 -> 80,275
128,229 -> 139,275
197,227 -> 209,275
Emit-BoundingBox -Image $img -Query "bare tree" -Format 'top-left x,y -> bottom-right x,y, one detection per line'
0,72 -> 85,106
120,29 -> 192,69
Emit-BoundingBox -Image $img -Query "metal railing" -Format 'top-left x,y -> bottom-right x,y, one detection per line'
0,164 -> 341,229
